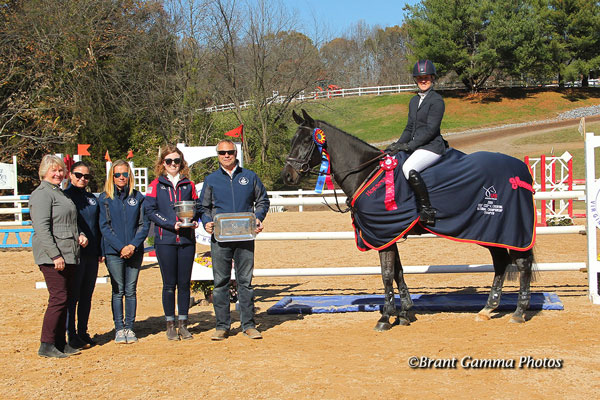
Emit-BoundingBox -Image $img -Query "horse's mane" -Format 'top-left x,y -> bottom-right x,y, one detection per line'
316,120 -> 380,153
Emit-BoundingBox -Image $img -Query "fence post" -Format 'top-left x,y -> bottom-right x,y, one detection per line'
568,158 -> 573,217
540,154 -> 546,226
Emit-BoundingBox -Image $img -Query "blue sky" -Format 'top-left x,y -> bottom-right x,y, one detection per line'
285,0 -> 419,37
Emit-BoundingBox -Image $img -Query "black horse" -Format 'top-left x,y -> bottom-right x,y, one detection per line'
282,110 -> 535,331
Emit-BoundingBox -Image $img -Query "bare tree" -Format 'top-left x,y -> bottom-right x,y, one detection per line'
203,0 -> 322,171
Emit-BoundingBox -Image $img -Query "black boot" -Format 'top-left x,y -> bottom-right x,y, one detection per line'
38,342 -> 67,359
166,320 -> 179,341
408,170 -> 436,226
178,319 -> 193,340
68,334 -> 90,350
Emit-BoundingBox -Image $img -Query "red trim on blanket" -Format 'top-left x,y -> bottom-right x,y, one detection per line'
352,217 -> 420,251
351,169 -> 384,206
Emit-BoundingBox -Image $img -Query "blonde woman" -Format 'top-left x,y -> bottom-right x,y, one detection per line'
30,155 -> 81,358
98,160 -> 150,344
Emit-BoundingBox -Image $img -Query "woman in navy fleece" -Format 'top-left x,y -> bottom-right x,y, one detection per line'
145,145 -> 199,340
64,161 -> 102,349
99,160 -> 150,344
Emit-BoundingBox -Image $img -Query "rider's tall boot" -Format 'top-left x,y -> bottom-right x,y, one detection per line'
408,169 -> 436,226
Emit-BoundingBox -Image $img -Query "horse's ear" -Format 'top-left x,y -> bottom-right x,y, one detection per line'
292,110 -> 304,125
301,109 -> 315,127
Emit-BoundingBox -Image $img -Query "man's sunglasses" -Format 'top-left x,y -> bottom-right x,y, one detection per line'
73,172 -> 91,180
165,158 -> 181,165
114,172 -> 129,178
217,150 -> 236,156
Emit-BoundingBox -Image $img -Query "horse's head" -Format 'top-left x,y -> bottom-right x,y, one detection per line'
281,109 -> 323,185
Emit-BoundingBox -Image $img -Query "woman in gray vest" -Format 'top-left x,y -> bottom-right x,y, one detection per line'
30,155 -> 82,358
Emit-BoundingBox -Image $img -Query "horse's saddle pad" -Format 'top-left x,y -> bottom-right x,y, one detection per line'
351,149 -> 536,251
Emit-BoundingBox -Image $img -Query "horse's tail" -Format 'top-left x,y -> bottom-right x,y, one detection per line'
506,247 -> 538,282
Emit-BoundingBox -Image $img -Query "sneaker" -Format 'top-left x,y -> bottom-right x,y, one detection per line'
243,328 -> 262,340
210,329 -> 229,341
115,329 -> 127,344
124,329 -> 138,343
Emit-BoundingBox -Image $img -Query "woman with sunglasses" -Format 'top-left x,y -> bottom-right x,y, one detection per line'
145,145 -> 199,340
63,161 -> 102,349
99,160 -> 150,344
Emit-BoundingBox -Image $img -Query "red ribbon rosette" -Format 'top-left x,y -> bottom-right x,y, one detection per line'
379,155 -> 398,211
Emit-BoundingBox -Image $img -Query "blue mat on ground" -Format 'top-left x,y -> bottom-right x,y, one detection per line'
267,293 -> 563,314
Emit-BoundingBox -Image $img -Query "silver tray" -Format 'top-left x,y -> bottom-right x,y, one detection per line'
213,212 -> 256,242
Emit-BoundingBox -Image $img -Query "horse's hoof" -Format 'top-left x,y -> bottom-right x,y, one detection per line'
396,317 -> 410,326
509,315 -> 526,324
374,322 -> 393,331
476,312 -> 491,321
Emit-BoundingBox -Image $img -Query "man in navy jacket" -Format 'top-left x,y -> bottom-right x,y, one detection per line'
198,139 -> 270,340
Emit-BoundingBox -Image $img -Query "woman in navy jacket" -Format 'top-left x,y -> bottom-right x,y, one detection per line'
145,145 -> 199,340
64,161 -> 102,349
99,160 -> 150,344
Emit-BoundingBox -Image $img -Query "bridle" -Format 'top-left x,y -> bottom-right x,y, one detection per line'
285,124 -> 386,213
284,125 -> 320,176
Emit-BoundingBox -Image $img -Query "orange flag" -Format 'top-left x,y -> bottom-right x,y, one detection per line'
77,144 -> 91,156
225,124 -> 244,141
127,150 -> 134,159
104,150 -> 111,162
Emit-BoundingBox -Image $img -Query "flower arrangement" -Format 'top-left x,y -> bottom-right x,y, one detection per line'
190,251 -> 238,304
191,251 -> 214,300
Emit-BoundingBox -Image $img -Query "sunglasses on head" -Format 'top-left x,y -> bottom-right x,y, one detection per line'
114,172 -> 129,178
164,157 -> 181,165
217,150 -> 236,156
73,172 -> 91,180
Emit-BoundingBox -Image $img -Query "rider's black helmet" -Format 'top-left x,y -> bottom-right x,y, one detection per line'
412,60 -> 437,77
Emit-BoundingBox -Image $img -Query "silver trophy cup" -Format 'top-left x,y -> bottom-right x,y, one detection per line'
174,201 -> 196,227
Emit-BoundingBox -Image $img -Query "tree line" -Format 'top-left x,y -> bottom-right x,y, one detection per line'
1,0 -> 599,192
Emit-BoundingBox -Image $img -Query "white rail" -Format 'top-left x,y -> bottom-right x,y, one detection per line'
251,263 -> 586,277
267,190 -> 585,207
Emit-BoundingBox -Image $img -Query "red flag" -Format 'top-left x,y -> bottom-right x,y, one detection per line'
225,124 -> 243,141
77,144 -> 91,156
127,149 -> 134,159
63,154 -> 74,171
104,150 -> 111,162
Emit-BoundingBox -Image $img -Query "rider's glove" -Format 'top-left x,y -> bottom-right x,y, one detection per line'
385,142 -> 410,155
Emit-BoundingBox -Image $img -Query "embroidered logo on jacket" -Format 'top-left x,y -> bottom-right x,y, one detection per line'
127,198 -> 138,206
87,197 -> 97,206
238,177 -> 249,185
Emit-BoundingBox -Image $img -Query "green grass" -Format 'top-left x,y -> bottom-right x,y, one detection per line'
514,122 -> 600,145
509,122 -> 600,180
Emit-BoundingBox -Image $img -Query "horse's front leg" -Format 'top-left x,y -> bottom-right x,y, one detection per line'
375,248 -> 400,331
477,247 -> 510,321
509,250 -> 534,323
391,244 -> 413,325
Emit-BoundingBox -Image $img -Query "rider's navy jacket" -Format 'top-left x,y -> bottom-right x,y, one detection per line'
198,164 -> 270,225
64,184 -> 101,258
397,89 -> 448,155
145,175 -> 199,245
98,185 -> 150,256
